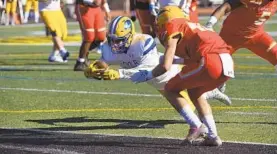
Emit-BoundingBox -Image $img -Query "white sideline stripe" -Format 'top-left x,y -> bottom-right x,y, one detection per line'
1,127 -> 277,147
0,144 -> 84,154
0,87 -> 276,102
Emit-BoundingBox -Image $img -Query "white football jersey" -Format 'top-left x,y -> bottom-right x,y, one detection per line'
100,33 -> 181,90
39,0 -> 61,11
158,0 -> 187,9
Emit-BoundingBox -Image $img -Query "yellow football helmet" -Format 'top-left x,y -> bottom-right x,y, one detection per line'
107,16 -> 135,53
156,6 -> 188,28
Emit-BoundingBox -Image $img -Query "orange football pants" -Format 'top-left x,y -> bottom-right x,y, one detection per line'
165,54 -> 230,101
136,9 -> 156,38
75,5 -> 106,42
220,31 -> 277,65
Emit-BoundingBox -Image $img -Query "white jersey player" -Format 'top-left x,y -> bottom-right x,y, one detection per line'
149,0 -> 191,16
39,0 -> 70,63
39,0 -> 62,11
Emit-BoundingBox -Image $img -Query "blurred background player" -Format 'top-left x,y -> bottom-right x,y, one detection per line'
131,6 -> 235,146
39,0 -> 70,62
5,0 -> 17,26
129,0 -> 136,21
74,0 -> 111,71
205,0 -> 277,88
64,0 -> 76,20
85,16 -> 232,146
149,0 -> 199,23
23,0 -> 39,23
134,0 -> 156,38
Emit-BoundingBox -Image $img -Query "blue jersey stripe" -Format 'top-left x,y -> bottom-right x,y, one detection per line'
143,38 -> 156,56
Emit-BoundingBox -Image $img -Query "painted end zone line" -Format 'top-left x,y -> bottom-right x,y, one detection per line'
2,127 -> 277,147
1,87 -> 276,102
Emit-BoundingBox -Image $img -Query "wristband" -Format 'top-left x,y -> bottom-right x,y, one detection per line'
207,16 -> 218,26
147,70 -> 153,80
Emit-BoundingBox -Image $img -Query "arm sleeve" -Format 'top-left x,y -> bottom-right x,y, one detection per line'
227,0 -> 243,9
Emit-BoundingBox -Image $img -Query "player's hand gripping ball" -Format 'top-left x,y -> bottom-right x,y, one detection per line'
84,60 -> 109,80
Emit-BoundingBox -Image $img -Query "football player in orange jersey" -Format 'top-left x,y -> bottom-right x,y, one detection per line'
131,6 -> 235,146
134,0 -> 157,37
74,0 -> 111,71
205,0 -> 277,72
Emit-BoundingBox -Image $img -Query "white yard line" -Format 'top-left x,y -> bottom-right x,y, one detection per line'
0,87 -> 276,102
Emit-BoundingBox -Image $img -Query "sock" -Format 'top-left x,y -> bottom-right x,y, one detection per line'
34,11 -> 39,23
180,105 -> 202,128
78,58 -> 85,63
10,16 -> 15,25
201,114 -> 218,138
60,47 -> 67,54
24,11 -> 29,22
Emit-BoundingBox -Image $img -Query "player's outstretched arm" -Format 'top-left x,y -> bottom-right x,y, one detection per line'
205,2 -> 232,29
205,0 -> 243,29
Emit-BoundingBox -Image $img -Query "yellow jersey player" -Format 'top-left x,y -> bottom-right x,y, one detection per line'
23,0 -> 39,23
5,0 -> 17,26
39,0 -> 70,62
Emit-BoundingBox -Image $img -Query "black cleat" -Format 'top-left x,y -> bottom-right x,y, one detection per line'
74,61 -> 87,71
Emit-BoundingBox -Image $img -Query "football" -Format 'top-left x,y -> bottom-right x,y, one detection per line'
93,60 -> 109,70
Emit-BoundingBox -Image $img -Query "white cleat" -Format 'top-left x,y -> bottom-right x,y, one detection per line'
48,52 -> 67,63
205,88 -> 232,106
181,124 -> 208,145
192,136 -> 222,146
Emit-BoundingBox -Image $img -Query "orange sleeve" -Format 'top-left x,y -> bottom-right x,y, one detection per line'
164,21 -> 184,42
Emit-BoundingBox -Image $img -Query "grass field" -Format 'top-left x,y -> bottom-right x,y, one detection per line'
0,16 -> 277,145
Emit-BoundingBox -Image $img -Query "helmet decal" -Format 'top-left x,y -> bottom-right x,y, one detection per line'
124,20 -> 132,30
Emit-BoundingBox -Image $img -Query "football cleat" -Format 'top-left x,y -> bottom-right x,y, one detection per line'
74,61 -> 88,71
48,52 -> 67,63
181,124 -> 208,145
192,136 -> 222,146
204,88 -> 232,106
60,51 -> 70,61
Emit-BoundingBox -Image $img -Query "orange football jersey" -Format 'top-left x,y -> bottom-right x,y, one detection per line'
157,18 -> 230,64
221,0 -> 277,38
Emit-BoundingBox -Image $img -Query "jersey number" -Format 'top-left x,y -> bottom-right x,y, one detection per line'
254,11 -> 271,25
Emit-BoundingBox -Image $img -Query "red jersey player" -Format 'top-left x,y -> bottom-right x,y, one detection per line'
74,0 -> 111,71
206,0 -> 277,72
131,6 -> 234,146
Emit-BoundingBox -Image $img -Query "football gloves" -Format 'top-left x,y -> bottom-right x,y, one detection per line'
103,69 -> 120,80
84,61 -> 106,80
84,61 -> 120,80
